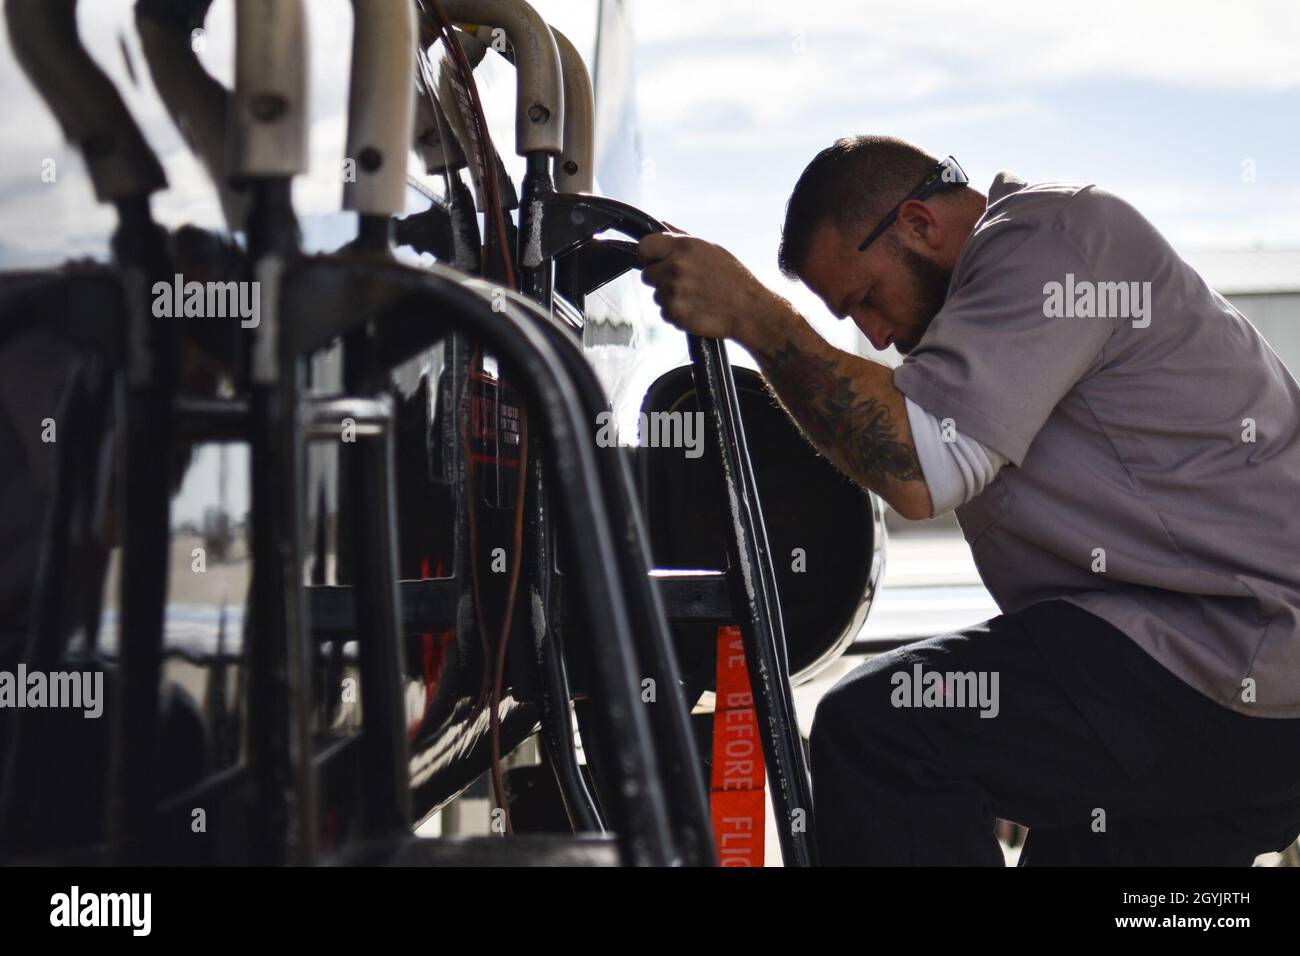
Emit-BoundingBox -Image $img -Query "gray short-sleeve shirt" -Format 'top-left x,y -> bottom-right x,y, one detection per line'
894,171 -> 1300,717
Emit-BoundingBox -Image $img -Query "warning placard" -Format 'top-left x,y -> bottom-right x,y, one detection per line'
710,625 -> 765,866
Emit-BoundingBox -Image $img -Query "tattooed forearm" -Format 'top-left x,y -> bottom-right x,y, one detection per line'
764,341 -> 924,488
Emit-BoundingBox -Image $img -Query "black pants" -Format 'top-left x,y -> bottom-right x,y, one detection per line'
809,599 -> 1300,865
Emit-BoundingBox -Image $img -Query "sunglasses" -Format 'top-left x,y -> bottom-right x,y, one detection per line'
857,155 -> 969,252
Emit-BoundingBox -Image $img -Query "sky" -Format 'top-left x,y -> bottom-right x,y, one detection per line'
2,2 -> 1296,321
627,0 -> 1300,347
1,0 -> 1297,520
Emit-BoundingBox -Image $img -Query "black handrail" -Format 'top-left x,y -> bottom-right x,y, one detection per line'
279,254 -> 681,865
540,193 -> 820,866
484,281 -> 717,866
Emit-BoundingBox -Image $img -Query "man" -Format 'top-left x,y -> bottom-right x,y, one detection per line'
637,134 -> 1300,865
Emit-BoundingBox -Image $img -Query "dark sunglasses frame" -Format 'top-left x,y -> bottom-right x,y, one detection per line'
857,155 -> 969,252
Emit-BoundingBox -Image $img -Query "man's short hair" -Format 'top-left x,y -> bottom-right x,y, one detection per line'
777,135 -> 947,281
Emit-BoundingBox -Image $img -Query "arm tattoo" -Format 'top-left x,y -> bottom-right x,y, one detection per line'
765,342 -> 924,486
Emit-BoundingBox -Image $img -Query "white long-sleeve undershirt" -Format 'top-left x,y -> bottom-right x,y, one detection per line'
904,396 -> 1008,516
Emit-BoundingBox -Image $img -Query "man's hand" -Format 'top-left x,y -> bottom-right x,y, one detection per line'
637,231 -> 932,520
637,232 -> 789,345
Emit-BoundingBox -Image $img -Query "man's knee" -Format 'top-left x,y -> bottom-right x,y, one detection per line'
811,648 -> 918,758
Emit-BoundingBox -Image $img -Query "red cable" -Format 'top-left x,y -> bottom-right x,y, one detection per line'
423,0 -> 528,834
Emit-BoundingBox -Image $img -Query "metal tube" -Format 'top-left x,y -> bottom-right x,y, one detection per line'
435,0 -> 564,156
518,153 -> 554,302
235,0 -> 315,865
537,600 -> 605,832
348,404 -> 412,837
109,198 -> 177,864
550,27 -> 594,194
345,0 -> 418,217
244,253 -> 316,864
230,0 -> 308,179
135,0 -> 247,229
5,0 -> 167,202
339,2 -> 420,833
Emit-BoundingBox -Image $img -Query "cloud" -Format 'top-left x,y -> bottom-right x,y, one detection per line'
631,0 -> 1300,160
634,0 -> 1300,91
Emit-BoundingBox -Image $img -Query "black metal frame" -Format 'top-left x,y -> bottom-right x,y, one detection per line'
538,193 -> 821,866
1,0 -> 811,869
282,254 -> 689,863
514,149 -> 717,862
